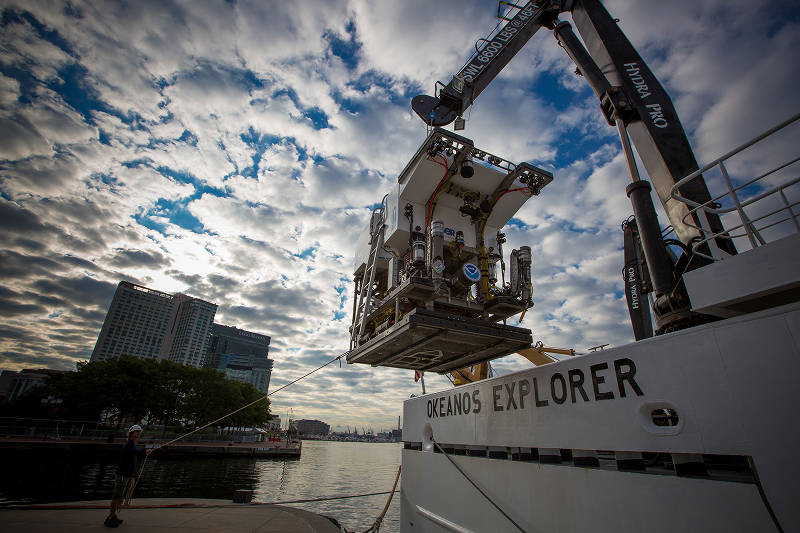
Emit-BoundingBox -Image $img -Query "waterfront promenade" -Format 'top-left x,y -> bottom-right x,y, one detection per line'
1,499 -> 342,532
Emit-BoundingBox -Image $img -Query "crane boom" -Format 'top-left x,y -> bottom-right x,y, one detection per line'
411,0 -> 737,335
411,1 -> 550,127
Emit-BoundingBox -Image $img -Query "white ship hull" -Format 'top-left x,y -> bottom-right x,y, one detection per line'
401,298 -> 800,532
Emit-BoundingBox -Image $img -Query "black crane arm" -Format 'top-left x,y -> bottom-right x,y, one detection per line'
411,1 -> 553,127
412,0 -> 736,335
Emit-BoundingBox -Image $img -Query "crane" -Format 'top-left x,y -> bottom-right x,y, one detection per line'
411,0 -> 737,337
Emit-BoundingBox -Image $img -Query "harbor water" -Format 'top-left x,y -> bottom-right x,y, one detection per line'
0,440 -> 403,532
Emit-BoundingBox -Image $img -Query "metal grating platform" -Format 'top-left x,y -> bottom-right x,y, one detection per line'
346,308 -> 532,373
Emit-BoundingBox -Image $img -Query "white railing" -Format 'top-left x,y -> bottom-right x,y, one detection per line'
670,113 -> 800,260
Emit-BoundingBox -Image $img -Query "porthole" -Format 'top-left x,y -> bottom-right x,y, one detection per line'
651,408 -> 679,427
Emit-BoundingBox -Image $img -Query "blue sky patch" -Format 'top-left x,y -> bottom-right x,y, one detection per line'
331,89 -> 364,115
0,63 -> 39,105
178,129 -> 198,146
272,87 -> 331,129
152,197 -> 205,233
529,70 -> 581,112
46,62 -> 116,126
239,129 -> 308,179
304,107 -> 329,129
1,8 -> 76,59
294,244 -> 318,259
132,210 -> 167,233
324,19 -> 360,70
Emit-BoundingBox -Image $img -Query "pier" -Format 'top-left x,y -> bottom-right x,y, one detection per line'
1,498 -> 342,532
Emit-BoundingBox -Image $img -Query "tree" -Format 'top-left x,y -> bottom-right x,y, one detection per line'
1,357 -> 270,429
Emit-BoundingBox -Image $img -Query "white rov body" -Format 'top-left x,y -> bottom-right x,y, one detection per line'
400,118 -> 800,532
347,129 -> 552,373
353,143 -> 531,273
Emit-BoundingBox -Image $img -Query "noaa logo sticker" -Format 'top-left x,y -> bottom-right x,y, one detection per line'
462,263 -> 481,282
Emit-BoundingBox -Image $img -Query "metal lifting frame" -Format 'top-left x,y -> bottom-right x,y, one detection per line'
351,198 -> 388,349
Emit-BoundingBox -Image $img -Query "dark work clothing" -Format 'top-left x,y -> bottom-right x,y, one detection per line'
116,439 -> 146,477
111,473 -> 134,500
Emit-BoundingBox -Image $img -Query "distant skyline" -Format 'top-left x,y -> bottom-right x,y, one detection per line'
1,0 -> 798,429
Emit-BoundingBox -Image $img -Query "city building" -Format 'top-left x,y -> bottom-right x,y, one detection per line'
0,368 -> 69,401
206,324 -> 273,393
205,324 -> 270,367
267,414 -> 281,433
295,419 -> 330,436
216,353 -> 274,393
165,294 -> 218,367
0,370 -> 16,401
90,281 -> 217,368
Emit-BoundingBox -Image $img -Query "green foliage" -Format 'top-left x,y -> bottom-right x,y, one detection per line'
0,356 -> 269,427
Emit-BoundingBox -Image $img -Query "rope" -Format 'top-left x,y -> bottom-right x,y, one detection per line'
121,352 -> 348,507
10,490 -> 400,511
362,466 -> 401,533
432,439 -> 527,533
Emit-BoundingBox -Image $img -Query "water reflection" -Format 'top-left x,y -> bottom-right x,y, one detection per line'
0,441 -> 402,532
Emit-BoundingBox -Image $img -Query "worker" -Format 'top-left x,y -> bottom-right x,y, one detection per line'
105,424 -> 152,528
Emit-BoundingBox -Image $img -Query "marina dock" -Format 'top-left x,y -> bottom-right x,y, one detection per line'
1,498 -> 342,532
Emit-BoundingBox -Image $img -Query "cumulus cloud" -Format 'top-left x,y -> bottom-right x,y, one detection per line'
0,0 -> 797,429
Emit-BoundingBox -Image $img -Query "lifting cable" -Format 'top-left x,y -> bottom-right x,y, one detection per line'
432,438 -> 527,533
126,351 -> 349,505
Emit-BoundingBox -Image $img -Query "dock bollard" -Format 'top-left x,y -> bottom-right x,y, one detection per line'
232,489 -> 254,503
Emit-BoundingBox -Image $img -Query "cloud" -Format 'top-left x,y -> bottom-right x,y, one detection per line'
105,248 -> 172,269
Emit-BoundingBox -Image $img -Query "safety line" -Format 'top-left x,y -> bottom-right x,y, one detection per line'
6,489 -> 399,511
125,352 -> 348,505
159,352 -> 347,449
432,439 -> 526,533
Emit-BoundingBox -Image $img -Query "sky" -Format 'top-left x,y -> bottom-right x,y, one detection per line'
1,0 -> 798,432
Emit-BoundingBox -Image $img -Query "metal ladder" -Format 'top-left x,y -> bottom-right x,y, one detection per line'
351,200 -> 387,349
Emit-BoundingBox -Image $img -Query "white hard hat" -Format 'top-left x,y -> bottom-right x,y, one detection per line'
128,424 -> 143,434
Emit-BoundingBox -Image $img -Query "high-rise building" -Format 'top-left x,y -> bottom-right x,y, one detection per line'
164,294 -> 217,367
90,281 -> 217,368
216,353 -> 274,393
206,324 -> 273,393
205,324 -> 270,368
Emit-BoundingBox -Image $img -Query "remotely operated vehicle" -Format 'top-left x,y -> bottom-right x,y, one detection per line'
346,129 -> 553,373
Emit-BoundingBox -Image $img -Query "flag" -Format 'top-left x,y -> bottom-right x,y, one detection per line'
414,370 -> 423,382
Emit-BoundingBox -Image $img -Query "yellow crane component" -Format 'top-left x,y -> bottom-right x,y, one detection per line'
449,343 -> 577,385
449,362 -> 489,385
517,343 -> 576,366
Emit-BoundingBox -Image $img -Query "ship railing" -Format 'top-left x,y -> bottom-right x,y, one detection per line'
670,112 -> 800,261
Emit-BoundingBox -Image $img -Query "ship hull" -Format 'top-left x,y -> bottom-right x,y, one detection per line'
401,301 -> 800,532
